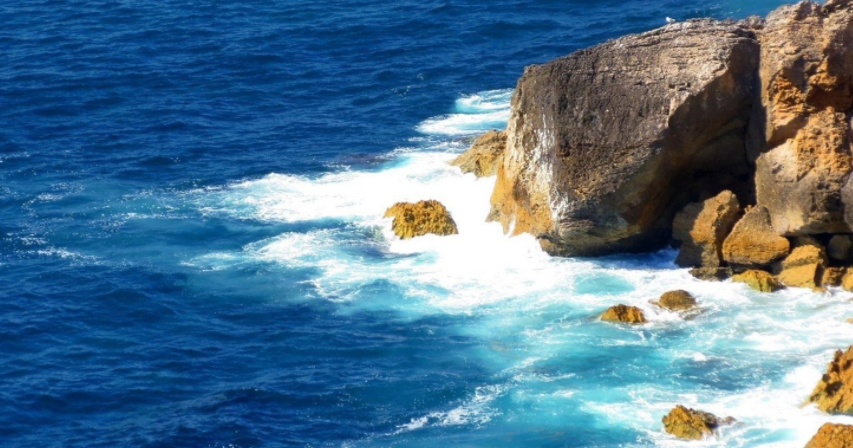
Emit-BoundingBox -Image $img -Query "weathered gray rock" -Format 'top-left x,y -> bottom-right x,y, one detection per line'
489,19 -> 761,256
751,0 -> 853,236
673,191 -> 742,267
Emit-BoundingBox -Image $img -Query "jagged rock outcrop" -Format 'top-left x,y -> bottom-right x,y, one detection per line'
489,19 -> 761,256
774,239 -> 828,289
450,130 -> 507,177
600,305 -> 647,324
662,405 -> 733,440
732,269 -> 784,292
752,0 -> 853,236
652,290 -> 698,311
809,346 -> 853,414
384,200 -> 458,239
804,423 -> 853,448
722,206 -> 791,267
673,191 -> 742,267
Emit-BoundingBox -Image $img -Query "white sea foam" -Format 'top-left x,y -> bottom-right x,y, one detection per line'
188,88 -> 853,446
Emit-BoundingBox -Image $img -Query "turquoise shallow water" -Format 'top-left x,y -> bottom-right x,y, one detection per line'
3,1 -> 851,447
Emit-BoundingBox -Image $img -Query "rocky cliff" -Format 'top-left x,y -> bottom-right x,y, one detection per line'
489,0 -> 853,264
490,19 -> 761,256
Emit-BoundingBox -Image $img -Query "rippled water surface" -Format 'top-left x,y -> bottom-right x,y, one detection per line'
3,1 -> 848,447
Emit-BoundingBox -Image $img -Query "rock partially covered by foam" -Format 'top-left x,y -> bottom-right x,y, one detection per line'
809,346 -> 853,415
489,19 -> 760,256
652,290 -> 698,311
731,269 -> 784,292
451,130 -> 507,177
384,200 -> 458,239
662,405 -> 734,440
805,423 -> 853,448
600,305 -> 646,324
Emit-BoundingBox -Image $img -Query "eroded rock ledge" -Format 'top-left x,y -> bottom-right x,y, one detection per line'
484,0 -> 853,282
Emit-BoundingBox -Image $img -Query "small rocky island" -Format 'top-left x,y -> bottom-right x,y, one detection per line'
388,0 -> 853,444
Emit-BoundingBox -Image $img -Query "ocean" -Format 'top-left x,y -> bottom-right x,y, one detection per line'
2,0 -> 851,447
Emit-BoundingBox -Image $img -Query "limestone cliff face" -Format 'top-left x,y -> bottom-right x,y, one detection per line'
490,19 -> 761,256
752,0 -> 853,235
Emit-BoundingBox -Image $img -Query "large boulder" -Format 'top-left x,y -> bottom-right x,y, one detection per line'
752,1 -> 853,236
774,240 -> 828,289
489,19 -> 761,256
450,130 -> 507,177
673,190 -> 742,267
600,305 -> 647,324
809,346 -> 853,414
722,206 -> 791,267
384,200 -> 458,239
804,423 -> 853,448
662,405 -> 733,440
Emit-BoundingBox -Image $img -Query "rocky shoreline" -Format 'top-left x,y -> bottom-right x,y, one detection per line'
385,0 -> 853,444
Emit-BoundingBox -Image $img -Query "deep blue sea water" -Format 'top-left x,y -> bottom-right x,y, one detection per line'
3,1 -> 853,447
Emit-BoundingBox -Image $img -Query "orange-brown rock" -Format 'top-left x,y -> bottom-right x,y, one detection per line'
600,305 -> 646,324
732,269 -> 784,292
384,200 -> 458,239
652,290 -> 698,311
450,130 -> 507,177
774,241 -> 827,289
673,191 -> 742,267
809,346 -> 853,414
843,270 -> 853,292
804,423 -> 853,448
752,1 -> 853,236
662,405 -> 733,440
722,206 -> 791,267
488,20 -> 760,256
823,267 -> 846,288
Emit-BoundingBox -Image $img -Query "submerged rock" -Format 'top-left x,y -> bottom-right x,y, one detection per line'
804,423 -> 853,448
384,200 -> 458,239
652,290 -> 698,311
731,269 -> 784,292
722,206 -> 790,267
774,241 -> 828,289
600,305 -> 646,324
809,346 -> 853,415
673,191 -> 742,268
689,267 -> 733,281
489,19 -> 760,256
450,130 -> 507,177
752,1 -> 853,236
662,405 -> 733,440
